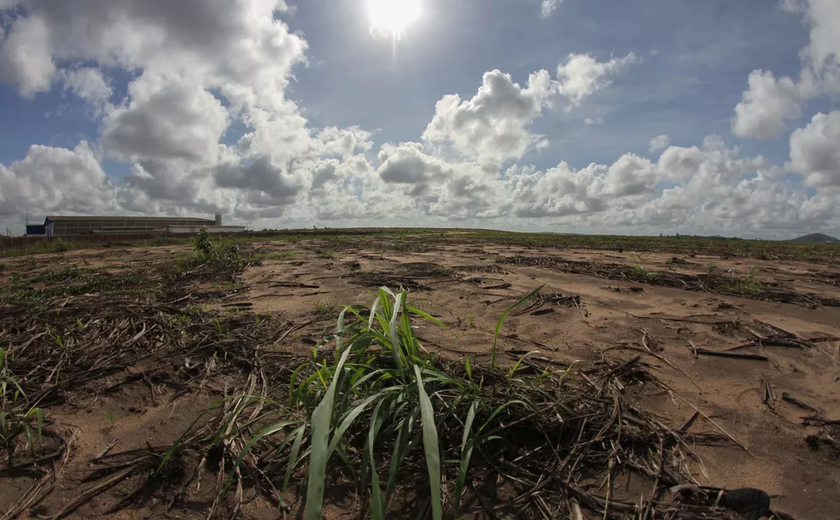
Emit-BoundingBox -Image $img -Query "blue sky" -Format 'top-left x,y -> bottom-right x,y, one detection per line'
1,0 -> 839,237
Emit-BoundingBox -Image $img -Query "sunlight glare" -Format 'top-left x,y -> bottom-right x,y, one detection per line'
367,0 -> 421,37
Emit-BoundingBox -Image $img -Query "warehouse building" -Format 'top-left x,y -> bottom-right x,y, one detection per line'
27,214 -> 244,236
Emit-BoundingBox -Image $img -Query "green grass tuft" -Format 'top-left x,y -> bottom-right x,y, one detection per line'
0,348 -> 45,459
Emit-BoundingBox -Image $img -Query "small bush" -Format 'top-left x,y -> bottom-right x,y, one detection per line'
193,229 -> 215,259
184,228 -> 243,273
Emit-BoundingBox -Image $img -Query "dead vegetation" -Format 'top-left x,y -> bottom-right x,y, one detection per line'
499,255 -> 840,307
1,231 -> 838,518
0,280 -> 758,519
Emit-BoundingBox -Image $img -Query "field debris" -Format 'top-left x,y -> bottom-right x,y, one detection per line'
499,255 -> 840,307
1,230 -> 838,518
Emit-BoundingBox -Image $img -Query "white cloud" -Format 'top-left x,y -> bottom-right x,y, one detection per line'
0,15 -> 55,97
540,0 -> 561,18
555,53 -> 639,109
584,117 -> 603,126
731,70 -> 802,140
731,0 -> 840,141
1,1 -> 838,237
422,69 -> 553,165
648,134 -> 670,152
1,0 -> 307,137
3,130 -> 838,237
60,67 -> 112,113
102,73 -> 229,163
788,111 -> 840,188
795,0 -> 840,70
0,142 -> 116,216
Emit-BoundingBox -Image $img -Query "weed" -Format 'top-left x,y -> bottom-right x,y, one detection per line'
0,269 -> 148,307
212,316 -> 225,335
173,253 -> 189,273
46,325 -> 65,349
194,229 -> 243,271
102,285 -> 163,296
733,268 -> 764,295
316,250 -> 334,260
106,411 -> 116,425
629,253 -> 656,282
0,348 -> 44,458
313,302 -> 337,321
193,228 -> 215,259
168,229 -> 243,276
492,286 -> 543,368
706,262 -> 719,275
0,238 -> 78,258
141,236 -> 186,248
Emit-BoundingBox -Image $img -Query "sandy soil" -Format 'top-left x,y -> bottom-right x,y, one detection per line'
233,239 -> 840,518
1,236 -> 839,519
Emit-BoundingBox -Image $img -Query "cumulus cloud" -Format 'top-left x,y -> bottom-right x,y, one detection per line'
1,0 -> 839,237
0,0 -> 307,100
0,0 -> 315,220
0,142 -> 116,216
731,0 -> 840,140
540,0 -> 561,18
422,69 -> 553,165
102,73 -> 229,163
214,156 -> 304,205
555,53 -> 639,109
584,117 -> 603,126
731,70 -> 803,139
788,111 -> 840,188
379,143 -> 447,185
648,135 -> 669,152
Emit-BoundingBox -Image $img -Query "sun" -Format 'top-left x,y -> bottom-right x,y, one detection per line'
367,0 -> 421,37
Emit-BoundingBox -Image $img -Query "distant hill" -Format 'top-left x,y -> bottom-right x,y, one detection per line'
791,233 -> 840,243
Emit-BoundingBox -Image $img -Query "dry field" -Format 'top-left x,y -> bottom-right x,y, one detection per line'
1,230 -> 839,519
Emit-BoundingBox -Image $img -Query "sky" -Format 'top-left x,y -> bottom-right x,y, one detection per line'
1,0 -> 839,238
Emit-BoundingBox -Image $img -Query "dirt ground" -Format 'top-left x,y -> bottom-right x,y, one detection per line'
1,233 -> 839,519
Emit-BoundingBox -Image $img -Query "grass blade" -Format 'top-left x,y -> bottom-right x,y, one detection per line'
223,420 -> 301,496
304,346 -> 353,520
413,365 -> 442,520
507,350 -> 540,378
491,285 -> 544,369
281,425 -> 305,503
368,399 -> 387,520
158,399 -> 225,472
455,400 -> 478,517
406,305 -> 443,326
385,405 -> 417,505
327,391 -> 390,456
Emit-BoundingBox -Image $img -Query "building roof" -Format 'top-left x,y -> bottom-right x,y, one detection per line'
45,216 -> 214,224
